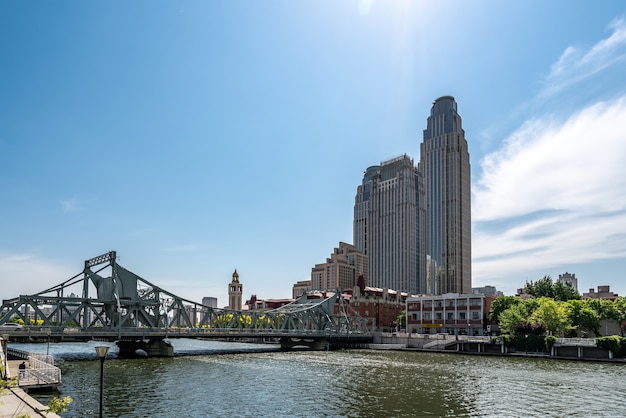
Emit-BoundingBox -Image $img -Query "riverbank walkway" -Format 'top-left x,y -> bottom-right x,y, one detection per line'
1,336 -> 61,417
0,387 -> 59,418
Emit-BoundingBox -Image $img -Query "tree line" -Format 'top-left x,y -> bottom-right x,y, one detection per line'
490,275 -> 626,337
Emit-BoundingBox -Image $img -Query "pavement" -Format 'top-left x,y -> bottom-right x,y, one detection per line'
0,387 -> 59,418
1,360 -> 60,418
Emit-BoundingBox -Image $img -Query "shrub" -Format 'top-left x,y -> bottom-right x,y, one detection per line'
544,335 -> 557,351
596,336 -> 625,357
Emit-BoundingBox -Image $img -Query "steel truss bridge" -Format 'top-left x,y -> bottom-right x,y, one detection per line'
0,251 -> 372,356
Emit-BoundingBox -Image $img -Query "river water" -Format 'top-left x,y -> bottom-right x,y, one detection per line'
13,339 -> 626,417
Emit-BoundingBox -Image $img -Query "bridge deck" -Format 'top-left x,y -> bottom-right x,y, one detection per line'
3,327 -> 373,343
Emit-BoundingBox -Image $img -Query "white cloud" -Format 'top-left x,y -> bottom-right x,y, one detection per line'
473,14 -> 626,290
542,16 -> 626,99
473,95 -> 626,287
475,96 -> 626,222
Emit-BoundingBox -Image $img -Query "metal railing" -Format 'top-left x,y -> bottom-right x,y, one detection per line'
9,347 -> 62,386
555,337 -> 597,346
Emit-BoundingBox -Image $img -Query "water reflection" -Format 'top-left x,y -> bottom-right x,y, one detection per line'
19,341 -> 626,417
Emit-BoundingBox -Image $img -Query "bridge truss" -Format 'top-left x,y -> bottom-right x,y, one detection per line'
0,251 -> 370,339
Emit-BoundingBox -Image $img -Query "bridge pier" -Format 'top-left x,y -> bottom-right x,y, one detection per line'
117,338 -> 174,358
279,337 -> 329,351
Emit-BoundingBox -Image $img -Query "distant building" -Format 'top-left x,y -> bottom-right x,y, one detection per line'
310,242 -> 367,291
354,155 -> 425,294
202,297 -> 217,308
471,285 -> 502,297
558,272 -> 578,291
406,293 -> 495,336
245,295 -> 293,311
583,285 -> 619,301
228,270 -> 243,310
292,280 -> 312,299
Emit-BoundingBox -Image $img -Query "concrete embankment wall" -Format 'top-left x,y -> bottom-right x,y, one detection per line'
370,333 -> 624,362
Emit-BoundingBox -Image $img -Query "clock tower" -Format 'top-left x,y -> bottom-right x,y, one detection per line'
228,269 -> 243,310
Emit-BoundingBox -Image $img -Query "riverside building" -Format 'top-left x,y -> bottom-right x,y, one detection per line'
420,96 -> 472,294
406,293 -> 494,336
353,155 -> 426,295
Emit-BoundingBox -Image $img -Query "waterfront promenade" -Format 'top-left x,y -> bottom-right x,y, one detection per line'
1,336 -> 60,418
0,387 -> 59,418
374,332 -> 626,362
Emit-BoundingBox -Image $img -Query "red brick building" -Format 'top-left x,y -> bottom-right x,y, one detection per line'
343,287 -> 407,332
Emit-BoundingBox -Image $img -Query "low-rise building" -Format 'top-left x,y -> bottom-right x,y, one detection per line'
346,286 -> 407,332
471,285 -> 502,297
583,285 -> 619,301
245,295 -> 294,311
406,293 -> 496,336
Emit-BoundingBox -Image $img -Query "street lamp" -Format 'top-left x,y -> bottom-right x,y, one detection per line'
95,346 -> 109,418
1,334 -> 8,380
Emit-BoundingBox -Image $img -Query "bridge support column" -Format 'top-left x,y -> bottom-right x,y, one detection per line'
117,338 -> 174,358
279,337 -> 329,351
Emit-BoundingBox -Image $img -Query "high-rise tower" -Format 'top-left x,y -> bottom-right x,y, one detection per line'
420,96 -> 471,294
354,154 -> 426,295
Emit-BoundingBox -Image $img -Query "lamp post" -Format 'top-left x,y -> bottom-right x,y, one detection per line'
1,334 -> 8,380
95,346 -> 109,418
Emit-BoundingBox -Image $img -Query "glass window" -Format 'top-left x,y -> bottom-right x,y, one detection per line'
424,301 -> 432,308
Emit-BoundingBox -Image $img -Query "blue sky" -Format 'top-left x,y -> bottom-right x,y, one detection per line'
2,1 -> 626,306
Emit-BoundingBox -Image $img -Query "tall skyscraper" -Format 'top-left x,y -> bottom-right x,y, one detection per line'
420,96 -> 471,294
354,155 -> 426,295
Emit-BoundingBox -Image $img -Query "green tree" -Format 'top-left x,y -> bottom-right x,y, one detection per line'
567,299 -> 600,336
525,276 -> 555,298
553,281 -> 581,301
525,275 -> 580,301
613,297 -> 626,335
498,303 -> 529,334
489,295 -> 521,322
531,297 -> 572,336
47,396 -> 73,414
396,310 -> 406,330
